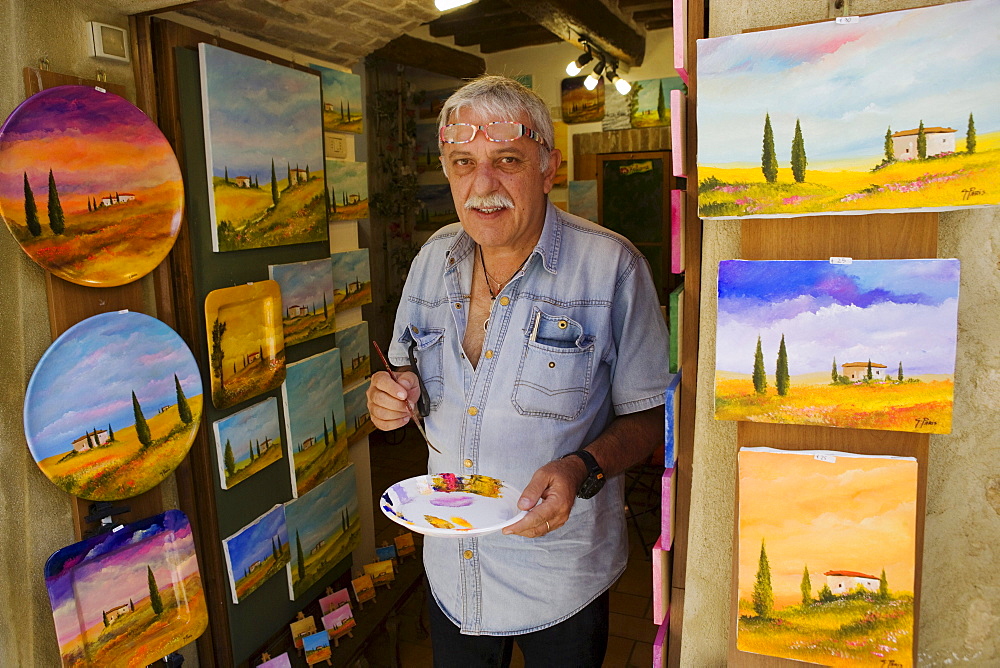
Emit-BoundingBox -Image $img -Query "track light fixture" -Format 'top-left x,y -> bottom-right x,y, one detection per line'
584,59 -> 605,90
565,49 -> 593,76
566,36 -> 631,96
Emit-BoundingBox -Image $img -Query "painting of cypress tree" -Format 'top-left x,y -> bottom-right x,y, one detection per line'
313,65 -> 363,134
269,258 -> 336,347
222,504 -> 290,603
212,397 -> 283,489
629,77 -> 684,128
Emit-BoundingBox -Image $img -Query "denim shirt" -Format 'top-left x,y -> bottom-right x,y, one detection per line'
388,201 -> 670,635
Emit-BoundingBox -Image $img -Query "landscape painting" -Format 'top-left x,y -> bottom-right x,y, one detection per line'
343,380 -> 374,445
0,85 -> 183,287
319,588 -> 350,615
414,123 -> 440,174
336,321 -> 370,387
364,560 -> 395,587
416,184 -> 458,230
697,0 -> 1000,219
222,504 -> 291,604
715,259 -> 960,433
322,603 -> 356,640
285,465 -> 361,600
630,77 -> 683,129
325,160 -> 368,221
303,629 -> 332,665
330,249 -> 372,313
212,397 -> 283,490
204,281 -> 286,410
282,348 -> 348,498
561,76 -> 604,124
269,258 -> 337,346
313,65 -> 362,134
737,447 -> 918,666
259,653 -> 292,668
45,510 -> 208,667
24,311 -> 202,501
199,43 -> 327,251
568,180 -> 598,222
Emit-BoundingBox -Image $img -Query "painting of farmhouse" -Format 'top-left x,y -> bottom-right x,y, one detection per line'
630,77 -> 684,129
318,588 -> 350,615
697,0 -> 1000,219
24,311 -> 202,501
416,184 -> 459,231
335,321 -> 371,388
212,397 -> 283,490
0,86 -> 184,287
330,249 -> 372,313
199,43 -> 327,251
281,348 -> 348,498
269,258 -> 337,347
285,465 -> 361,600
222,504 -> 291,604
715,259 -> 960,433
737,447 -> 918,666
313,65 -> 363,134
322,603 -> 356,641
44,510 -> 208,667
343,380 -> 375,445
303,629 -> 333,665
325,160 -> 369,221
561,76 -> 604,124
204,281 -> 286,410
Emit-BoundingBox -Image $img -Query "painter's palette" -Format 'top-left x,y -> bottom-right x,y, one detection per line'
380,473 -> 526,537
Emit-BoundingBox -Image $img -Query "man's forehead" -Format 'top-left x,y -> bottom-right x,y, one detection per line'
448,107 -> 529,125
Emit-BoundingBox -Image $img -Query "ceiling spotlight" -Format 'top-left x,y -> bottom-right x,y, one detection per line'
584,59 -> 605,90
565,49 -> 593,77
607,71 -> 632,95
435,0 -> 475,10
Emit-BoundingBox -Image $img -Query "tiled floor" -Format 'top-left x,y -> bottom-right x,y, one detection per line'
368,428 -> 663,668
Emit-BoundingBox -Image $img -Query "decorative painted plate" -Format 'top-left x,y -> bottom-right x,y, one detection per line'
380,473 -> 527,537
44,510 -> 208,667
0,85 -> 184,286
24,310 -> 203,501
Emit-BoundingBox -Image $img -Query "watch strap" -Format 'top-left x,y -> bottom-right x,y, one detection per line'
562,449 -> 605,498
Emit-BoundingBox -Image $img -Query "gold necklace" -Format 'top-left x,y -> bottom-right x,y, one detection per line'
479,244 -> 530,331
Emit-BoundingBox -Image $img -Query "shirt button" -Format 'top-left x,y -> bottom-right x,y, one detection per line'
558,320 -> 568,329
485,350 -> 494,359
463,550 -> 474,560
463,458 -> 474,468
468,406 -> 478,416
455,303 -> 462,309
548,361 -> 555,368
499,296 -> 510,306
411,326 -> 419,334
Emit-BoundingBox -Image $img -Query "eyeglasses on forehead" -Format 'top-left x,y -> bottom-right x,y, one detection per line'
439,121 -> 549,149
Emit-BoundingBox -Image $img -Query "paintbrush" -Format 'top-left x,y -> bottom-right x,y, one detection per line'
372,341 -> 442,454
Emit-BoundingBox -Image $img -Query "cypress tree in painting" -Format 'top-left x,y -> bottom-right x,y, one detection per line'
108,423 -> 115,442
884,126 -> 894,163
761,114 -> 779,184
966,113 -> 976,154
224,439 -> 235,476
656,79 -> 666,122
800,565 -> 812,606
287,163 -> 292,189
174,374 -> 193,424
340,100 -> 344,121
878,568 -> 890,601
752,336 -> 767,395
331,411 -> 339,441
103,610 -> 109,627
23,173 -> 41,237
147,565 -> 164,615
211,318 -> 227,384
866,358 -> 874,381
898,361 -> 904,382
831,357 -> 839,384
47,170 -> 66,234
323,293 -> 328,319
752,539 -> 774,618
296,531 -> 306,581
917,120 -> 927,159
776,335 -> 790,396
330,186 -> 337,214
132,391 -> 152,449
347,101 -> 352,122
224,165 -> 229,183
270,159 -> 279,205
323,417 -> 330,447
790,119 -> 807,183
87,198 -> 93,213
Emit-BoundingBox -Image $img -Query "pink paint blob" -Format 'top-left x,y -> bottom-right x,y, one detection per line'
430,495 -> 474,508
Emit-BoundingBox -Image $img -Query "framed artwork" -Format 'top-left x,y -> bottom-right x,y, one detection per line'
652,536 -> 671,624
222,504 -> 291,604
199,43 -> 327,251
350,573 -> 375,605
44,510 -> 208,667
269,258 -> 337,347
281,348 -> 348,498
289,616 -> 317,650
560,76 -> 604,124
302,629 -> 332,665
697,0 -> 1000,219
673,0 -> 689,84
322,603 -> 356,639
335,321 -> 371,388
204,281 -> 286,410
414,88 -> 454,121
318,588 -> 350,616
414,123 -> 441,175
363,560 -> 395,587
325,160 -> 368,221
416,184 -> 458,231
630,77 -> 684,129
0,85 -> 183,286
715,259 -> 960,433
330,249 -> 372,313
737,447 -> 918,666
285,465 -> 361,600
567,179 -> 597,222
313,65 -> 362,134
24,311 -> 202,501
343,380 -> 374,445
552,121 -> 568,187
601,88 -> 632,131
212,397 -> 283,490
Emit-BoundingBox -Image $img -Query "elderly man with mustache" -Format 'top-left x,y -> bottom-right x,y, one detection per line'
366,75 -> 670,668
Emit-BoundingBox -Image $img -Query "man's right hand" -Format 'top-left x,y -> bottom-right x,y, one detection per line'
366,370 -> 422,431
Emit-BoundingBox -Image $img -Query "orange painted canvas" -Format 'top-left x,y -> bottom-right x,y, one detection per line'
737,447 -> 918,666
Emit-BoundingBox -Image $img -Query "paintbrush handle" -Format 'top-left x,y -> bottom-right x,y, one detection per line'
372,341 -> 441,454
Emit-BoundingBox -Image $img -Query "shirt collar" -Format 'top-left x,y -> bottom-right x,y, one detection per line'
445,198 -> 563,275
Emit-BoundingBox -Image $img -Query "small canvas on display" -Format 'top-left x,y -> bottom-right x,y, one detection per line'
313,65 -> 363,134
630,78 -> 684,129
335,321 -> 371,387
668,284 -> 683,374
664,371 -> 681,467
330,249 -> 372,312
552,121 -> 568,187
560,76 -> 604,124
212,397 -> 283,490
652,536 -> 671,625
394,532 -> 416,558
601,88 -> 632,131
302,629 -> 332,665
222,504 -> 291,604
351,573 -> 375,605
670,90 -> 685,177
343,380 -> 374,445
325,160 -> 368,221
375,544 -> 397,562
322,603 -> 356,639
661,467 -> 677,546
269,258 -> 337,347
290,616 -> 317,649
670,189 -> 685,273
259,653 -> 292,668
364,559 -> 395,587
318,588 -> 351,616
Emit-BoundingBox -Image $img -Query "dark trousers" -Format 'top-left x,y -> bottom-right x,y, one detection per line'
428,590 -> 610,668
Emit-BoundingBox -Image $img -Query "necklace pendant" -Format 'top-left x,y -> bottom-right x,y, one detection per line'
483,317 -> 489,333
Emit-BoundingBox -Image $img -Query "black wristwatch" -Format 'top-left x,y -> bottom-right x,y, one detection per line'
562,449 -> 605,499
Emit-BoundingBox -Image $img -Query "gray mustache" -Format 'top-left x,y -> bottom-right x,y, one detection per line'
464,193 -> 514,210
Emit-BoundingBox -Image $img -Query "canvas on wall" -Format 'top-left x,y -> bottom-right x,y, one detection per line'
714,259 -> 960,433
697,0 -> 1000,219
313,65 -> 363,134
561,76 -> 604,124
416,183 -> 458,230
325,160 -> 369,221
601,88 -> 632,131
630,77 -> 684,129
285,464 -> 361,600
212,397 -> 283,490
269,258 -> 337,347
414,123 -> 441,175
199,43 -> 327,251
331,248 -> 372,313
343,380 -> 374,445
552,121 -> 568,188
222,504 -> 291,604
737,447 -> 918,666
568,180 -> 598,222
335,321 -> 371,388
281,348 -> 348,498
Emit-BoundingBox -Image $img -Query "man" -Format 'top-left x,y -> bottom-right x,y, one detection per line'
366,75 -> 669,667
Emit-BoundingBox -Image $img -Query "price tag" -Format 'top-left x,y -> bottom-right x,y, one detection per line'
112,524 -> 124,532
836,16 -> 859,24
829,256 -> 853,265
814,453 -> 837,464
95,86 -> 107,93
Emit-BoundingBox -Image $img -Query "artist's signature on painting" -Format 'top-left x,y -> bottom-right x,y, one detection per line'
914,417 -> 938,429
962,187 -> 985,200
880,660 -> 904,668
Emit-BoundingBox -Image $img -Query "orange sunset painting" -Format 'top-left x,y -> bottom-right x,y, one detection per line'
0,85 -> 183,286
737,447 -> 918,666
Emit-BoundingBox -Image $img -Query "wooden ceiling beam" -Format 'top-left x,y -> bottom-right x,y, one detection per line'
479,26 -> 563,53
505,0 -> 647,66
430,11 -> 530,38
370,34 -> 485,80
427,0 -> 516,31
643,18 -> 672,30
617,0 -> 671,10
632,8 -> 669,21
452,18 -> 544,46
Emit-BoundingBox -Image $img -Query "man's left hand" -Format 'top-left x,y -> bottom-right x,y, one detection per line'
502,456 -> 587,538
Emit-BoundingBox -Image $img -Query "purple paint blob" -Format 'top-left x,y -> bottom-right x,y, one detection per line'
430,495 -> 474,508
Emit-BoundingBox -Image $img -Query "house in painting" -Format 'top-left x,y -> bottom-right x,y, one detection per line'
301,437 -> 314,451
249,560 -> 263,572
824,570 -> 880,594
234,175 -> 252,188
70,429 -> 109,453
259,436 -> 271,453
100,192 -> 136,206
290,168 -> 308,185
287,304 -> 309,318
309,539 -> 327,555
891,126 -> 956,160
841,361 -> 888,381
246,351 -> 261,364
104,602 -> 132,624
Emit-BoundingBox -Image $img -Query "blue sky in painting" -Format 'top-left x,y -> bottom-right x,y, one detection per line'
25,312 -> 201,460
269,258 -> 334,316
343,381 -> 370,429
331,249 -> 370,288
312,65 -> 362,111
201,44 -> 323,179
698,0 -> 1000,166
282,349 -> 345,450
285,465 -> 358,569
336,322 -> 368,373
224,504 -> 289,578
214,397 -> 281,465
633,77 -> 684,113
302,630 -> 331,653
716,260 -> 960,376
325,160 -> 368,200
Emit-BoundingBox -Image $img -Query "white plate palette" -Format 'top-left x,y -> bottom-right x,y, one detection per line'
380,473 -> 527,537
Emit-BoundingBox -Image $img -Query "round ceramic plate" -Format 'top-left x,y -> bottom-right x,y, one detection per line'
0,85 -> 183,286
24,311 -> 203,501
380,473 -> 527,537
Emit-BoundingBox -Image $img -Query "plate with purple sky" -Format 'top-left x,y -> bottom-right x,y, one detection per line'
0,85 -> 183,286
24,310 -> 203,500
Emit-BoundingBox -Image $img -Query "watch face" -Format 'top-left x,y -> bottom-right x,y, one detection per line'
578,475 -> 605,499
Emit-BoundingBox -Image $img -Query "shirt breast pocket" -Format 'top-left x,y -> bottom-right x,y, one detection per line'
403,325 -> 446,411
513,309 -> 595,421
